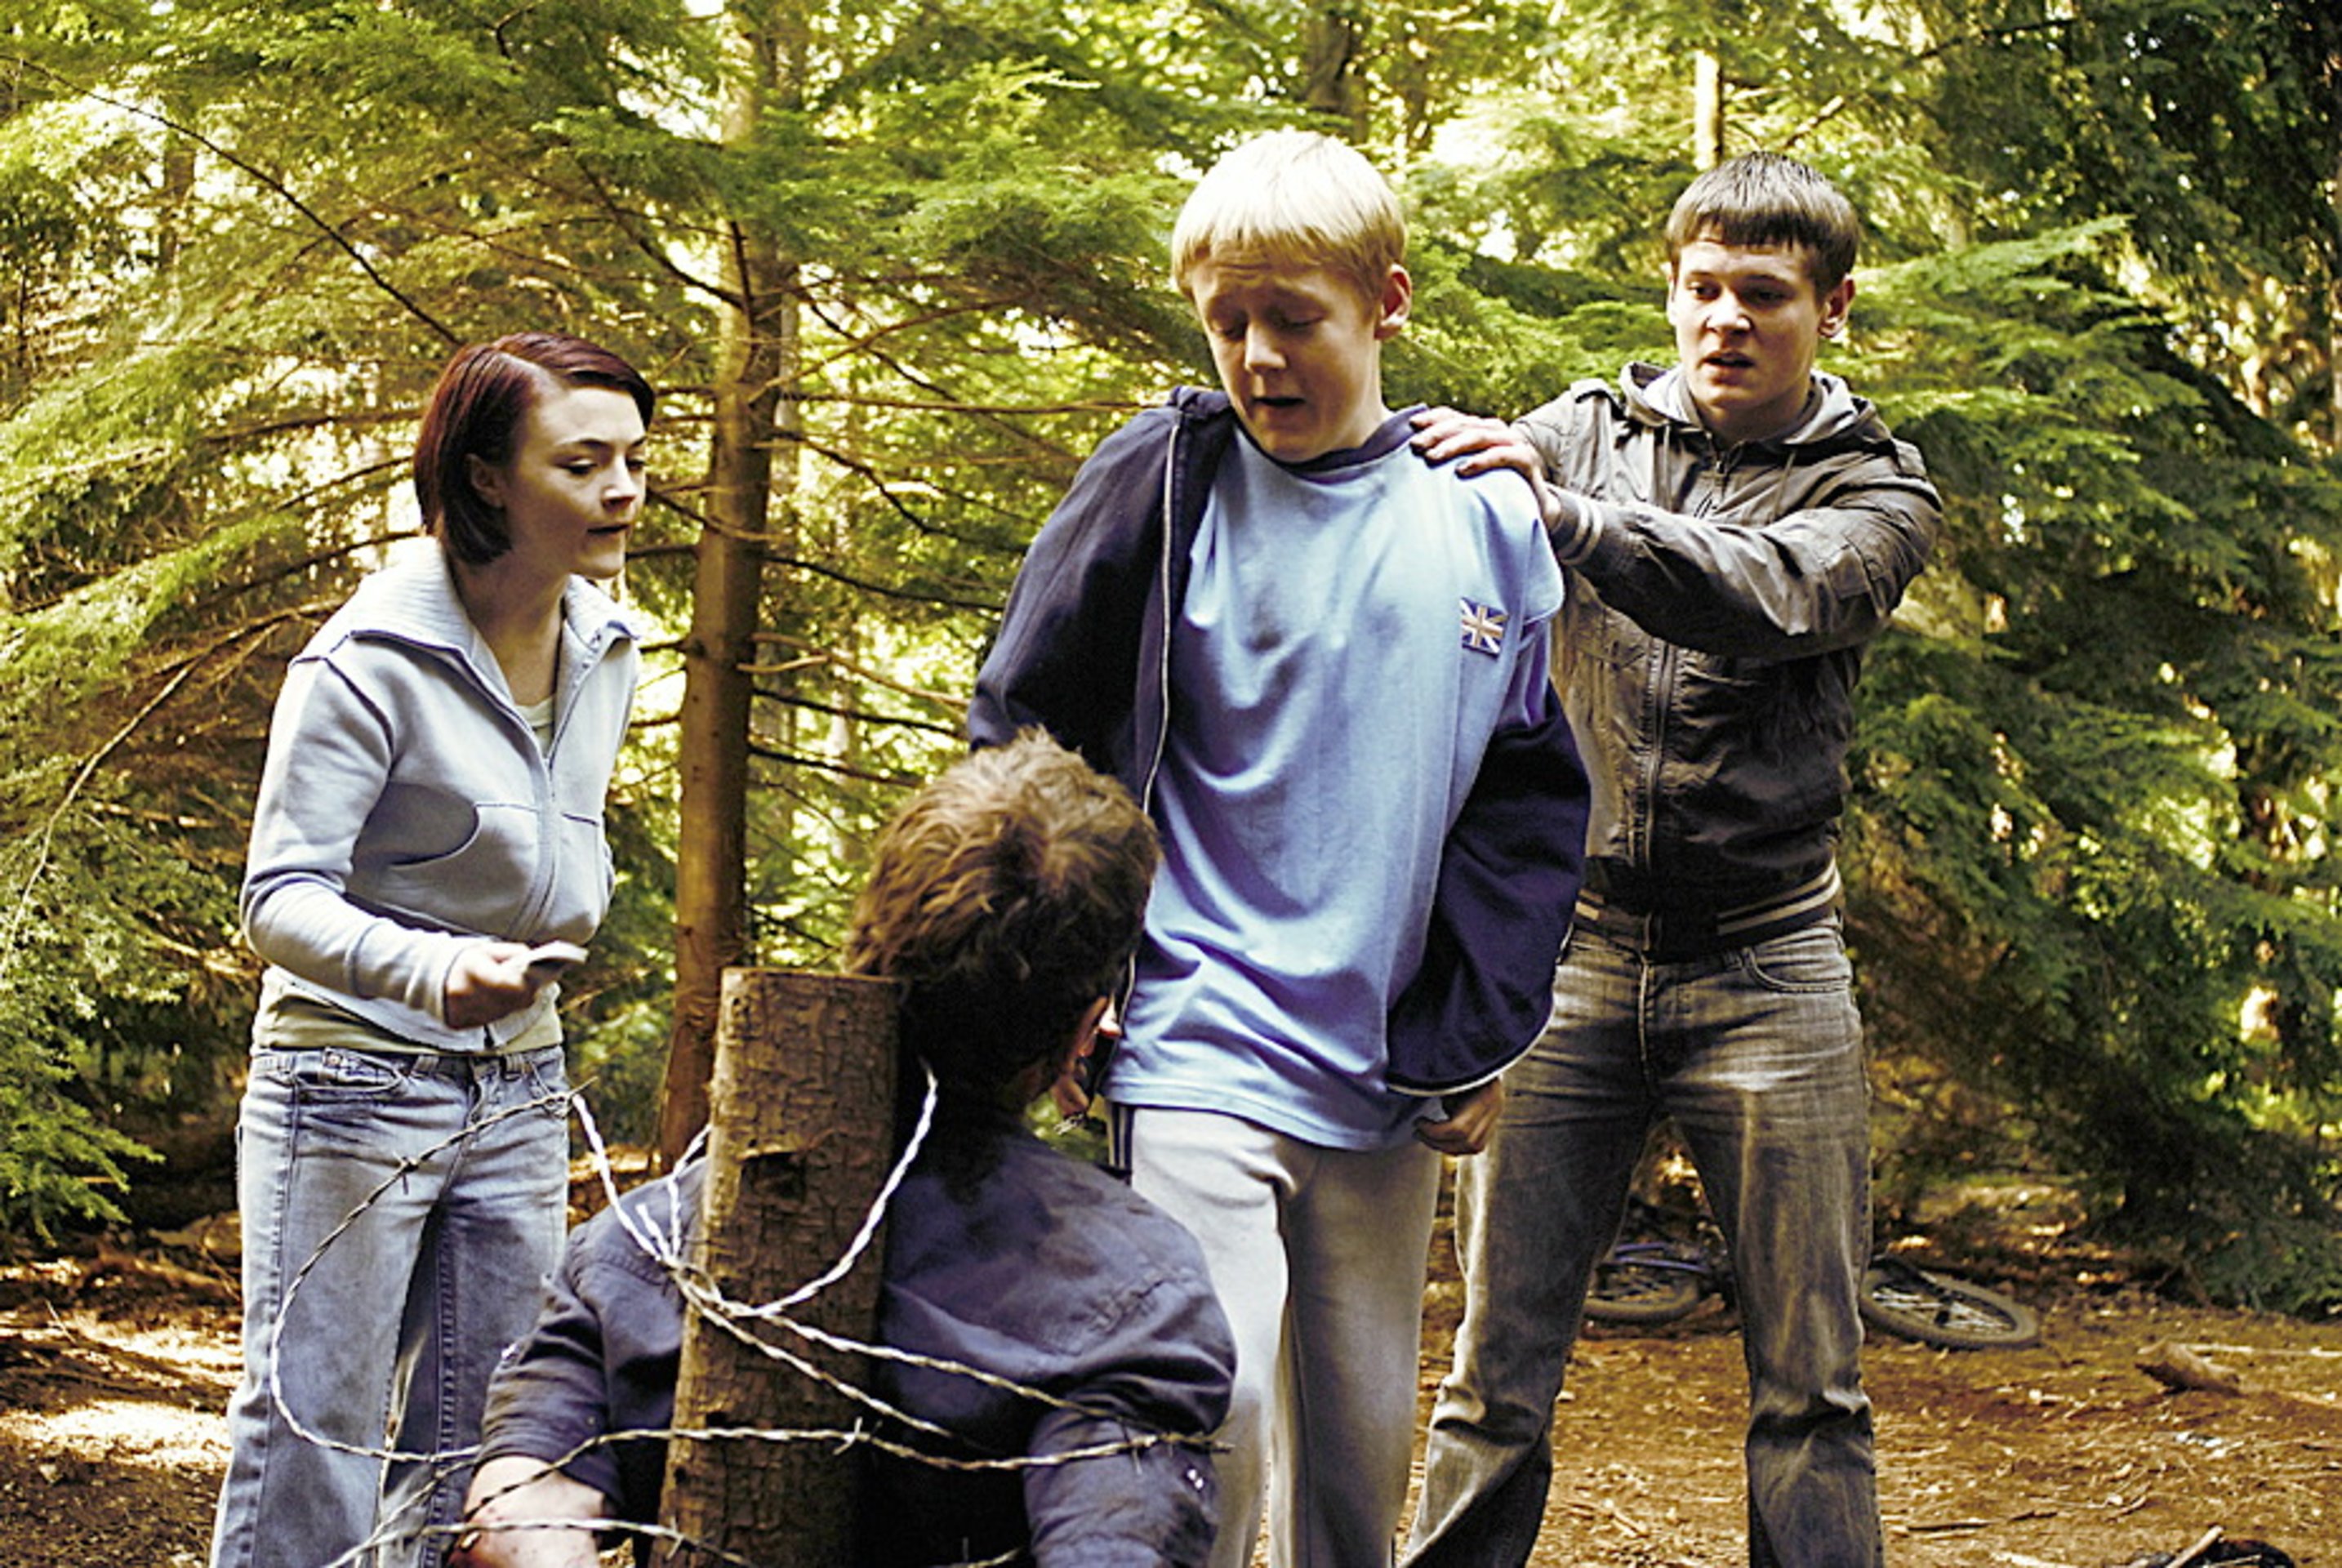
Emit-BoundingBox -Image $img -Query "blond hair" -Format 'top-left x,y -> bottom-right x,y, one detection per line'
843,731 -> 1158,1094
1170,130 -> 1405,308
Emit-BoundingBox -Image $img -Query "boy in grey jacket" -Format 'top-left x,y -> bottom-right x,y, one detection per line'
1405,152 -> 1941,1568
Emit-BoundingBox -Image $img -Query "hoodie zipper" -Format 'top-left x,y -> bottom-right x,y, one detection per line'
1138,416 -> 1181,817
1631,426 -> 1743,884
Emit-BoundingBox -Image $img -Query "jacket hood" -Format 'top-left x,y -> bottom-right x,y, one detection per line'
1164,384 -> 1233,421
1622,363 -> 1885,450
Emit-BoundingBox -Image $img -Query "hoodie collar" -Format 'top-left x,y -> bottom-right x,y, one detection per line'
1227,400 -> 1423,474
346,539 -> 635,693
1164,386 -> 1420,473
1625,363 -> 1872,449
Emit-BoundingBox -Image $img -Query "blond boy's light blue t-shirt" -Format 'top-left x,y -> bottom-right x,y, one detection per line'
1109,412 -> 1563,1151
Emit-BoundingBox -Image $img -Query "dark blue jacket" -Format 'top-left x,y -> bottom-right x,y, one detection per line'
477,1104 -> 1235,1566
968,389 -> 1591,1095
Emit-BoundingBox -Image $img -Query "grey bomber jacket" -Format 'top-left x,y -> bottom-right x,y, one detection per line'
1521,363 -> 1940,916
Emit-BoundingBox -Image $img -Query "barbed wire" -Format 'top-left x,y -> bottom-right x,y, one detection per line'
258,1076 -> 1217,1568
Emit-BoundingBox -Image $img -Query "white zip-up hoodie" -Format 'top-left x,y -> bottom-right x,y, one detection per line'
242,538 -> 639,1051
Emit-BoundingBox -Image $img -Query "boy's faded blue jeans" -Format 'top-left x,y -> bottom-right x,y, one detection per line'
209,1040 -> 570,1568
1407,921 -> 1882,1568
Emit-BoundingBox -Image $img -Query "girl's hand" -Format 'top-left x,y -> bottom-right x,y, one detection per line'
444,942 -> 546,1029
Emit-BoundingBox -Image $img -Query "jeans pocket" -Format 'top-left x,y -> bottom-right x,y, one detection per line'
516,1048 -> 572,1120
1739,927 -> 1853,995
259,1045 -> 417,1102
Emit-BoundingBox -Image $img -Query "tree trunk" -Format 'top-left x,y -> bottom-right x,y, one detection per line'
657,0 -> 804,1167
1302,7 -> 1367,136
657,969 -> 900,1566
157,133 -> 197,279
1694,51 -> 1724,171
2329,140 -> 2340,454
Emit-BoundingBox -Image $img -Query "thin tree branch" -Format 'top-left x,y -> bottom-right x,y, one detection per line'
763,550 -> 998,612
1912,16 -> 2079,66
744,742 -> 922,789
566,158 -> 737,308
748,632 -> 963,712
1,56 -> 458,345
0,605 -> 321,977
749,690 -> 963,742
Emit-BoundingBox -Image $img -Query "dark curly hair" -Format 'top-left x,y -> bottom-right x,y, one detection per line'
843,731 -> 1158,1098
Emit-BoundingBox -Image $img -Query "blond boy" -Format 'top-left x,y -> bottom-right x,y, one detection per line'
970,130 -> 1590,1568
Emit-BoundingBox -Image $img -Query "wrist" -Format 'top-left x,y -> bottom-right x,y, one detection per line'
1542,484 -> 1595,562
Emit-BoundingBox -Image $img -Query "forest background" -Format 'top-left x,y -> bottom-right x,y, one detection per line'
2,0 -> 2339,1316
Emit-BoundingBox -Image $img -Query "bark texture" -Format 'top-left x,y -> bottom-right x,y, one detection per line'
659,969 -> 900,1566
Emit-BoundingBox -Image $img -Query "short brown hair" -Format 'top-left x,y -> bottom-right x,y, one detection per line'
412,332 -> 655,566
1664,152 -> 1861,296
843,731 -> 1158,1095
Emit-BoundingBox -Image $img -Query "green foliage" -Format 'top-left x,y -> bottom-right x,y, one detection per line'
0,1065 -> 158,1238
1842,212 -> 2342,1308
1921,0 -> 2342,447
0,0 -> 2337,1310
1397,240 -> 1665,418
559,791 -> 683,1148
0,801 -> 184,1235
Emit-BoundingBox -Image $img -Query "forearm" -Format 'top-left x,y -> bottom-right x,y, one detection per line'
1022,1418 -> 1221,1567
1019,1278 -> 1234,1568
243,875 -> 465,1019
243,660 -> 465,1016
1557,486 -> 1936,657
479,1218 -> 684,1534
1522,422 -> 1939,658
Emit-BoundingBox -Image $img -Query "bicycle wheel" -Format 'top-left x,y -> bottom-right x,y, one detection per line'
1585,1252 -> 1707,1325
1859,1260 -> 2041,1350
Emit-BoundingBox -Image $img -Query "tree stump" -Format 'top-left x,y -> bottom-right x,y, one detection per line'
657,969 -> 900,1566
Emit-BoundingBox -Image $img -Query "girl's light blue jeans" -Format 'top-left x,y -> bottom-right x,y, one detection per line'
208,1041 -> 570,1568
1408,922 -> 1881,1568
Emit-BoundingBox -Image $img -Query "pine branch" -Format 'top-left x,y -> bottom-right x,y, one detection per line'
0,605 -> 318,978
2,56 -> 458,345
746,632 -> 963,713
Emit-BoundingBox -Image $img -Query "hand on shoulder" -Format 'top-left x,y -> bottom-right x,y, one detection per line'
1410,408 -> 1565,533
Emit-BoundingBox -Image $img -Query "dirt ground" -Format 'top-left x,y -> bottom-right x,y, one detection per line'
2,1170 -> 2336,1568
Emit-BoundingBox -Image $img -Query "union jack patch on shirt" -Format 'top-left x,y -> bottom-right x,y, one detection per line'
1459,599 -> 1507,656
